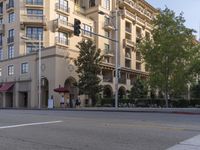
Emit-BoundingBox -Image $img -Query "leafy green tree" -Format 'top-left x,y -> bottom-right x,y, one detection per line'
138,8 -> 199,107
191,82 -> 200,98
129,77 -> 148,99
74,39 -> 103,105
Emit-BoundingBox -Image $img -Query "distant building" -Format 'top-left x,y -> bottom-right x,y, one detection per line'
0,0 -> 157,108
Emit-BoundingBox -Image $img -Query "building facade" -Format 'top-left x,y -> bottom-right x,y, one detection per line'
0,0 -> 157,108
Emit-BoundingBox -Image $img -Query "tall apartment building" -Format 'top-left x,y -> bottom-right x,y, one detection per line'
0,0 -> 157,108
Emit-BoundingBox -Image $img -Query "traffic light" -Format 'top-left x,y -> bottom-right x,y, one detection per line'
74,18 -> 81,36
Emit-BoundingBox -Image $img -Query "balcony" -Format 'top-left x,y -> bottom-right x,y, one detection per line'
119,78 -> 126,84
136,16 -> 146,28
123,39 -> 135,48
125,27 -> 131,33
53,19 -> 73,33
102,69 -> 113,83
26,34 -> 43,41
6,2 -> 14,12
55,37 -> 69,47
82,30 -> 93,39
0,24 -> 5,35
20,14 -> 47,30
25,0 -> 43,7
122,9 -> 136,22
7,36 -> 14,44
103,76 -> 113,83
119,0 -> 154,21
104,49 -> 114,57
55,3 -> 70,15
103,21 -> 115,31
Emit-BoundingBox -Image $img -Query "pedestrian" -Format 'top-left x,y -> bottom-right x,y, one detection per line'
75,98 -> 79,108
60,95 -> 65,108
66,98 -> 70,108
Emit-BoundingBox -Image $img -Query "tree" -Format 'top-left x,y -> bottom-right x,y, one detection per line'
129,77 -> 148,99
191,82 -> 200,98
138,8 -> 199,107
74,39 -> 103,105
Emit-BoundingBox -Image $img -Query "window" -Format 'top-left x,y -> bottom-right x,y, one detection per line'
8,65 -> 14,76
7,0 -> 14,9
145,32 -> 150,40
8,29 -> 14,37
27,9 -> 43,15
0,48 -> 3,60
26,43 -> 40,53
8,44 -> 14,59
104,43 -> 110,51
104,0 -> 110,10
26,0 -> 43,5
8,29 -> 14,43
21,63 -> 29,74
26,27 -> 43,40
105,31 -> 110,38
136,62 -> 141,70
0,34 -> 2,46
0,3 -> 3,14
89,0 -> 95,7
136,52 -> 141,61
125,47 -> 131,58
104,16 -> 110,25
0,18 -> 3,24
83,24 -> 92,37
57,14 -> 68,22
56,32 -> 69,45
8,12 -> 15,23
125,59 -> 131,68
58,0 -> 69,12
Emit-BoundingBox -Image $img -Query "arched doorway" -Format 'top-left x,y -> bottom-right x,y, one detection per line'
118,86 -> 126,99
64,77 -> 78,107
103,85 -> 113,98
41,77 -> 49,108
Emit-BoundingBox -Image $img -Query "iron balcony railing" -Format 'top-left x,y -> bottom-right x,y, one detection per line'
26,0 -> 43,5
55,37 -> 69,46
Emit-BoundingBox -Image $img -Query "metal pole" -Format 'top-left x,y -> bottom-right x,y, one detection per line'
38,34 -> 41,109
115,8 -> 119,108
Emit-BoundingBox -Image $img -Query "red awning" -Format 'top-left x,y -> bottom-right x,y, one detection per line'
54,87 -> 69,93
0,83 -> 14,92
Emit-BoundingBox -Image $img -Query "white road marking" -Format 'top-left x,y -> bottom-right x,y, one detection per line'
0,121 -> 63,130
166,134 -> 200,150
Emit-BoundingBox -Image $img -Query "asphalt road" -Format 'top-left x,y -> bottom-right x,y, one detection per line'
0,110 -> 200,150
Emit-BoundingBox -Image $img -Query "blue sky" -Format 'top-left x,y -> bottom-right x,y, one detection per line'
146,0 -> 200,39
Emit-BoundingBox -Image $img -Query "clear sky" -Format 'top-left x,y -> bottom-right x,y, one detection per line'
146,0 -> 200,39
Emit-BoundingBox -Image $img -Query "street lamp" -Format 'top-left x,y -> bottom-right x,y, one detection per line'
99,8 -> 120,108
21,34 -> 42,109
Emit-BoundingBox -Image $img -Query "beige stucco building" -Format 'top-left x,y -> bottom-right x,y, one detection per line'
0,0 -> 157,108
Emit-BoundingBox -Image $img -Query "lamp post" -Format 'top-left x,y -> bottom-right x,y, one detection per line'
21,34 -> 42,109
114,8 -> 119,108
99,8 -> 120,108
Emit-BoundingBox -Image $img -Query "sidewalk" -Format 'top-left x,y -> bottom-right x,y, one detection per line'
47,107 -> 200,114
1,107 -> 200,114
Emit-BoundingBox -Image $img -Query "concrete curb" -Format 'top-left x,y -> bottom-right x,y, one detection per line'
1,107 -> 200,115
